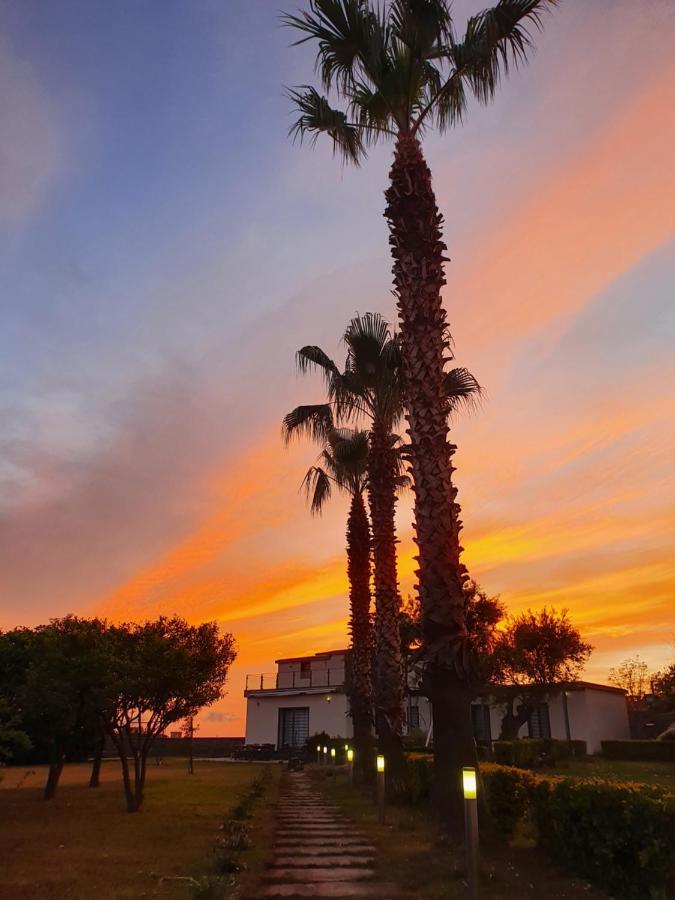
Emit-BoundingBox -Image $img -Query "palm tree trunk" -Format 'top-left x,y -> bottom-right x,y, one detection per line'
368,419 -> 405,794
385,133 -> 475,827
346,491 -> 375,783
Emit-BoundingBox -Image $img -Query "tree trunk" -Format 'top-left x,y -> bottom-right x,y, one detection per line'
385,134 -> 474,826
44,746 -> 65,800
346,491 -> 375,784
368,419 -> 405,795
89,731 -> 105,788
498,696 -> 531,740
118,747 -> 137,812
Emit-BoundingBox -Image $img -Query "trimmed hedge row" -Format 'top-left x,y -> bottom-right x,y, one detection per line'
401,756 -> 674,899
480,763 -> 674,900
493,738 -> 587,768
602,740 -> 675,761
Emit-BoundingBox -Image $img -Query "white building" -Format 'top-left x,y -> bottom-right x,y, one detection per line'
244,649 -> 629,754
244,650 -> 352,748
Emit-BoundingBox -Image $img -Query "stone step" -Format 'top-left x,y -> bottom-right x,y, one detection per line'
273,857 -> 375,868
275,837 -> 371,847
256,883 -> 403,898
275,846 -> 376,857
263,867 -> 375,883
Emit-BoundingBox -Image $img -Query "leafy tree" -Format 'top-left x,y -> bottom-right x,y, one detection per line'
0,698 -> 31,764
0,618 -> 108,799
283,0 -> 556,822
493,608 -> 592,739
104,617 -> 236,812
608,655 -> 651,705
285,422 -> 376,781
285,311 -> 479,790
651,662 -> 675,712
400,581 -> 504,689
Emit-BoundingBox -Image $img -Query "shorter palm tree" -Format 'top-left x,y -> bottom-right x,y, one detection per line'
288,425 -> 375,780
285,312 -> 481,792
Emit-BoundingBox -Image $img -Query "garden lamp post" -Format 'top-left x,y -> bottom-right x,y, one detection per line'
331,747 -> 336,765
376,755 -> 385,824
347,747 -> 354,781
463,767 -> 479,900
323,745 -> 328,765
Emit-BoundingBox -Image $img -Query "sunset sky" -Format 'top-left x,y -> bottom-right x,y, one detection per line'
1,0 -> 674,736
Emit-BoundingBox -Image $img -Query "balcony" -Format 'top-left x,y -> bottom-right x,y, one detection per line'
245,668 -> 345,693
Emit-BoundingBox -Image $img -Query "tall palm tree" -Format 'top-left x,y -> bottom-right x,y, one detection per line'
285,422 -> 376,780
282,0 -> 555,821
284,312 -> 480,792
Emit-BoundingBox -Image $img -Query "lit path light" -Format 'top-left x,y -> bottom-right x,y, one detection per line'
376,755 -> 385,824
322,745 -> 328,765
315,744 -> 321,765
347,747 -> 354,781
330,747 -> 336,765
463,767 -> 479,899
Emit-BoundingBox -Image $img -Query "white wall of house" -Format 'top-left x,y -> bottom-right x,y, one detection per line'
408,685 -> 629,754
245,691 -> 352,746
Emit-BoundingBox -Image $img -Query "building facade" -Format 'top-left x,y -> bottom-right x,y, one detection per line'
244,649 -> 629,754
244,650 -> 352,748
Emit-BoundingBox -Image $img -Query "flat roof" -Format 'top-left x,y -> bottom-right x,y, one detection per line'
275,649 -> 349,665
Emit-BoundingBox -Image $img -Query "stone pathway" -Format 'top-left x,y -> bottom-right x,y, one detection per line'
254,771 -> 404,898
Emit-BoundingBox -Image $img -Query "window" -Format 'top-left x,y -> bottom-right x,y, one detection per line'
300,661 -> 311,679
528,703 -> 551,739
471,704 -> 492,744
408,703 -> 420,731
278,707 -> 309,749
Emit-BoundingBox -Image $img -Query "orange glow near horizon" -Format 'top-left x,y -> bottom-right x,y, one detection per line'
3,4 -> 674,739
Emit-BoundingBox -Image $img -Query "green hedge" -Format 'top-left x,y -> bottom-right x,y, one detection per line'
602,740 -> 675,761
481,763 -> 674,899
493,738 -> 587,768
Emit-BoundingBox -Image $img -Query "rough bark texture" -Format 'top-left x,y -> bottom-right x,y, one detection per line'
89,731 -> 105,787
368,419 -> 405,794
44,746 -> 64,800
385,134 -> 475,826
346,491 -> 375,783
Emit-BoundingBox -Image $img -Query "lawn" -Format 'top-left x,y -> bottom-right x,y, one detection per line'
558,757 -> 675,792
312,766 -> 607,900
0,757 -> 279,899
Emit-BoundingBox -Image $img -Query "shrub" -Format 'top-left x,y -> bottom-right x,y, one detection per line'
402,755 -> 433,803
493,739 -> 586,768
481,764 -> 674,899
602,740 -> 675,761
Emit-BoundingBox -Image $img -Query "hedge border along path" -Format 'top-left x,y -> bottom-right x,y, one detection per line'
251,770 -> 404,898
479,763 -> 675,900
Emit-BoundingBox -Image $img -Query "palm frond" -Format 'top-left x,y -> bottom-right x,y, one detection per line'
281,0 -> 382,94
296,344 -> 341,378
300,465 -> 333,515
282,404 -> 334,445
444,367 -> 483,413
389,0 -> 454,55
453,0 -> 557,105
287,86 -> 365,163
412,0 -> 556,133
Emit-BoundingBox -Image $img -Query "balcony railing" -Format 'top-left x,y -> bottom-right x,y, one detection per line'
245,668 -> 345,692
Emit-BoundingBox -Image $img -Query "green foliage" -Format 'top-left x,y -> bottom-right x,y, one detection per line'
481,763 -> 675,900
493,738 -> 587,768
602,740 -> 675,762
282,0 -> 558,160
402,754 -> 433,804
0,698 -> 31,763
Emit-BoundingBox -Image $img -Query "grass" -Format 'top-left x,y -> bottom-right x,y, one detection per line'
0,757 -> 280,899
311,766 -> 607,900
556,757 -> 675,791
